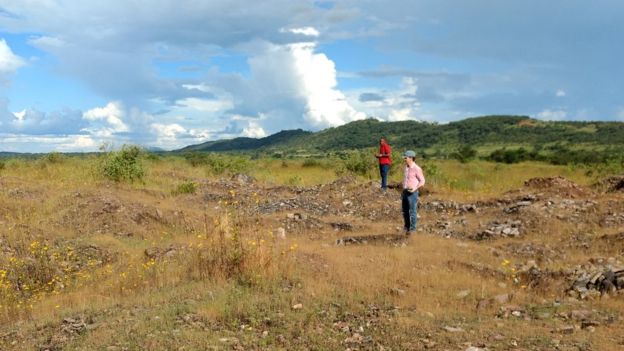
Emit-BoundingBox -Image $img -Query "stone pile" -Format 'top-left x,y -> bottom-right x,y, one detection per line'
567,258 -> 624,298
423,200 -> 478,214
471,220 -> 522,240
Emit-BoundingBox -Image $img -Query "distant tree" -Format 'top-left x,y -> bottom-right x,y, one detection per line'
451,145 -> 477,163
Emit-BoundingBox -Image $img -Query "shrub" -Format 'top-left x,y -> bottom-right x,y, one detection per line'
339,150 -> 376,177
0,160 -> 5,171
451,145 -> 477,163
99,145 -> 145,182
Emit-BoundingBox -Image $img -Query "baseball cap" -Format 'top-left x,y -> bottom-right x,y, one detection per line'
403,150 -> 416,158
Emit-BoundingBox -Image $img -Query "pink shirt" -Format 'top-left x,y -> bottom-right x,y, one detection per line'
403,163 -> 425,191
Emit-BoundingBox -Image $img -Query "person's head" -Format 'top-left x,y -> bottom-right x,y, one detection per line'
379,137 -> 386,144
403,150 -> 416,163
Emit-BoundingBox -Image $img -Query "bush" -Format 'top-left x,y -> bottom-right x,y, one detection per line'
451,145 -> 477,163
339,150 -> 376,177
99,145 -> 145,182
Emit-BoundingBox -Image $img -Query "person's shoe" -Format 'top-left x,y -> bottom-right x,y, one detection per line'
405,230 -> 414,236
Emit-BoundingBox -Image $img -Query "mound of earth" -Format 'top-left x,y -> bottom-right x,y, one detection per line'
594,175 -> 624,193
523,176 -> 588,197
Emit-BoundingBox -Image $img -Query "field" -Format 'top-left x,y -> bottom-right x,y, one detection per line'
1,153 -> 623,350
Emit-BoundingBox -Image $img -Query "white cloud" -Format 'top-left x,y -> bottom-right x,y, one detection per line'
536,109 -> 567,120
150,123 -> 185,140
288,42 -> 365,127
27,35 -> 66,49
0,39 -> 25,74
284,27 -> 320,37
348,77 -> 421,121
82,101 -> 129,135
241,121 -> 267,138
57,135 -> 98,151
556,89 -> 566,97
176,97 -> 233,113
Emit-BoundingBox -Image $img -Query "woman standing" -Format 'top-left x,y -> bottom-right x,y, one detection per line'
402,150 -> 425,235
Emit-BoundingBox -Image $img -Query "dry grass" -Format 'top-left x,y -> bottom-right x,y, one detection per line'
1,155 -> 623,350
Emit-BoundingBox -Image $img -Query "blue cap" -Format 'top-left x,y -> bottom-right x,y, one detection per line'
403,150 -> 416,158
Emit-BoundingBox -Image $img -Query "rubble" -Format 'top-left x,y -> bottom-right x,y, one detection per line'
567,258 -> 624,298
471,220 -> 522,240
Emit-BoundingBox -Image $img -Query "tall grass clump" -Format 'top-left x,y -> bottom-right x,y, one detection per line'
172,181 -> 197,195
186,203 -> 289,285
99,145 -> 145,182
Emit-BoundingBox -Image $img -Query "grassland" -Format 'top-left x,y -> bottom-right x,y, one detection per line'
0,153 -> 623,350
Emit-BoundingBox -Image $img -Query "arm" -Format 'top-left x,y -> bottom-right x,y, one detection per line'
414,165 -> 425,189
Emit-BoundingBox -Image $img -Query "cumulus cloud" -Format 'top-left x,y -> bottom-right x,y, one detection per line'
82,101 -> 129,136
241,121 -> 267,138
0,39 -> 24,75
349,77 -> 421,121
283,27 -> 320,37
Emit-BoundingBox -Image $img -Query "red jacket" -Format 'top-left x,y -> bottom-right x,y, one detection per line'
378,142 -> 392,165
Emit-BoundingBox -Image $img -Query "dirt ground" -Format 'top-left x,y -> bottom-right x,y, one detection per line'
1,172 -> 624,350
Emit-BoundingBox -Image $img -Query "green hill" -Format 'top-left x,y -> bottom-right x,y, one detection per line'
178,116 -> 624,154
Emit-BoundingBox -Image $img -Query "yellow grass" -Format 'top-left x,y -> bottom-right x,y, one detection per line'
0,154 -> 622,349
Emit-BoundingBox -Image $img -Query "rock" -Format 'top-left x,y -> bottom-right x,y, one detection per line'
457,290 -> 471,298
231,173 -> 255,184
494,294 -> 511,304
275,227 -> 286,240
465,347 -> 486,351
344,333 -> 364,344
555,325 -> 575,334
292,303 -> 303,310
390,287 -> 406,296
616,277 -> 624,289
443,326 -> 464,333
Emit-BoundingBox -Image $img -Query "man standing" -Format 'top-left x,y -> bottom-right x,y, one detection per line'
375,137 -> 392,191
402,150 -> 425,235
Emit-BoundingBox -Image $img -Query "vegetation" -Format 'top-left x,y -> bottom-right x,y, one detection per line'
0,154 -> 623,350
177,116 -> 624,164
99,145 -> 145,183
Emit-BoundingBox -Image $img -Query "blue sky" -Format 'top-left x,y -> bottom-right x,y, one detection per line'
0,0 -> 623,152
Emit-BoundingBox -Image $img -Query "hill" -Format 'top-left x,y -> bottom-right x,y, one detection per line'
178,115 -> 624,153
179,129 -> 312,152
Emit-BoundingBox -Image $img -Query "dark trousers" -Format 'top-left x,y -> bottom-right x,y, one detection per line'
402,190 -> 419,232
379,164 -> 390,189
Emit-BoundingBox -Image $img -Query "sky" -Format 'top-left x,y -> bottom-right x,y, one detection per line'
0,0 -> 623,152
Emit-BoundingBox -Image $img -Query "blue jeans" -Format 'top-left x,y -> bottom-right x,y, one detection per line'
402,190 -> 419,232
379,164 -> 390,189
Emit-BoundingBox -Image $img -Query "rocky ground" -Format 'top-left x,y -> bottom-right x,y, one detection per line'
1,172 -> 624,350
